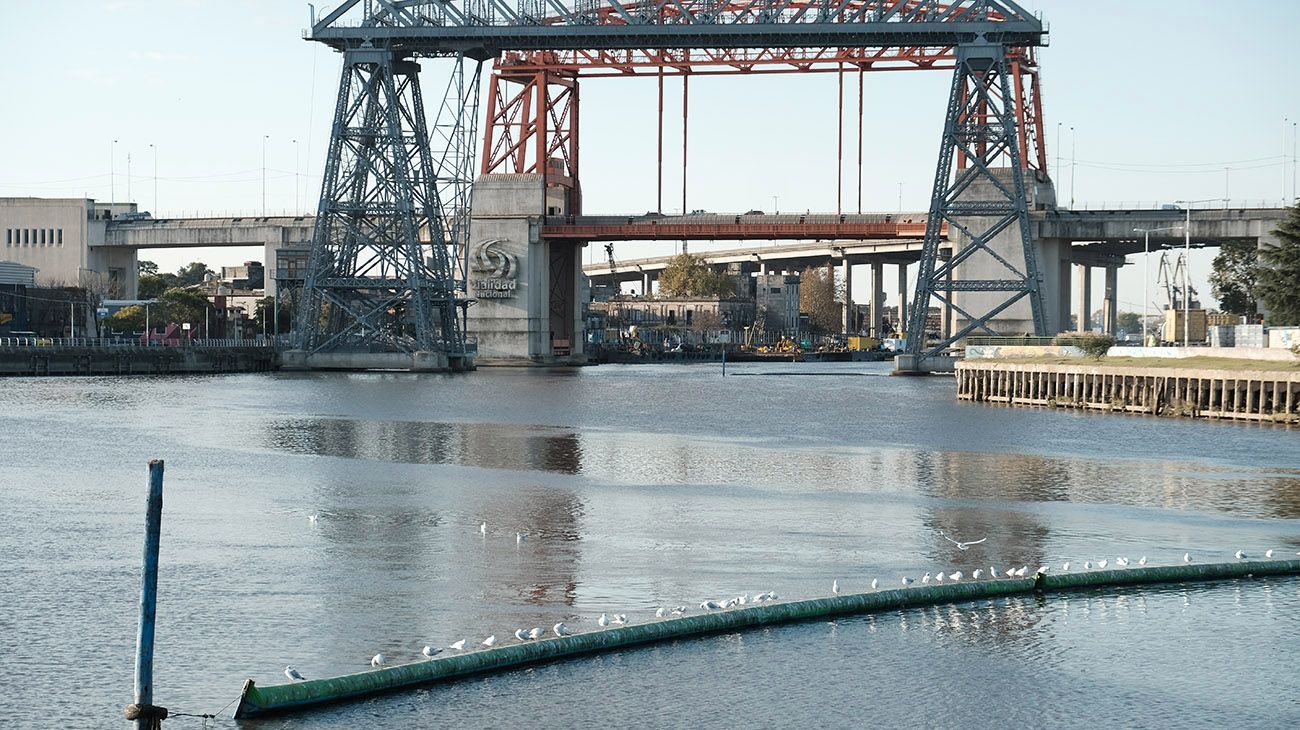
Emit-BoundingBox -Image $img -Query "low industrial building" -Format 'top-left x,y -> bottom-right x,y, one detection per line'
0,198 -> 139,298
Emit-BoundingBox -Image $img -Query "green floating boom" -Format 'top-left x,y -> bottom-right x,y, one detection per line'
234,558 -> 1300,719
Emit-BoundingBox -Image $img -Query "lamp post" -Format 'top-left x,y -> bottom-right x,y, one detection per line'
1173,198 -> 1225,345
1133,226 -> 1182,345
1069,126 -> 1076,209
110,139 -> 118,208
897,182 -> 903,213
262,134 -> 270,216
149,143 -> 157,214
1055,121 -> 1061,184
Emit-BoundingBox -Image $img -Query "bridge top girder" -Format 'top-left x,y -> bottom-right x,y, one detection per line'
308,0 -> 1046,55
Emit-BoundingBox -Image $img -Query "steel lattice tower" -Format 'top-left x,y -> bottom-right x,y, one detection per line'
295,47 -> 468,363
906,41 -> 1046,360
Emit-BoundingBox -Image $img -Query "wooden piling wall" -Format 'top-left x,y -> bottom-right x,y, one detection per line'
955,361 -> 1300,423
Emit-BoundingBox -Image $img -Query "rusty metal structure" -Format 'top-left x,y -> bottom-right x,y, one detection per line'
302,0 -> 1049,361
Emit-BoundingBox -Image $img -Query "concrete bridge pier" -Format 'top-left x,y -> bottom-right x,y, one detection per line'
840,257 -> 854,335
1101,264 -> 1118,335
896,263 -> 908,339
868,262 -> 884,338
466,174 -> 587,366
1075,263 -> 1092,333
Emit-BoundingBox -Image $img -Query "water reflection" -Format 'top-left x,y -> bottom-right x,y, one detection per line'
265,418 -> 584,475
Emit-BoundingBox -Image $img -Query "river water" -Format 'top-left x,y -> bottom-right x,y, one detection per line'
2,361 -> 1298,728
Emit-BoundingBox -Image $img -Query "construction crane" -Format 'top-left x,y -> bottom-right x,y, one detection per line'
1155,252 -> 1200,311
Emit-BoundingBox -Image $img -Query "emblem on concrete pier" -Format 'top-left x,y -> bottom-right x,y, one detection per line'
471,238 -> 519,298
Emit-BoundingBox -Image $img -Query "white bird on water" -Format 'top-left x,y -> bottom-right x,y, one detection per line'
934,572 -> 944,584
516,532 -> 528,544
670,606 -> 688,616
655,607 -> 667,618
514,629 -> 530,642
422,645 -> 441,659
1235,550 -> 1247,560
611,614 -> 627,626
1084,561 -> 1092,570
832,579 -> 840,596
284,666 -> 306,682
553,623 -> 570,637
1265,549 -> 1274,559
449,639 -> 466,651
700,601 -> 723,612
939,530 -> 988,551
870,578 -> 879,591
481,636 -> 497,648
479,521 -> 486,536
972,569 -> 984,580
1098,560 -> 1108,569
1013,566 -> 1028,578
308,514 -> 318,525
1003,567 -> 1016,578
598,613 -> 610,627
1062,562 -> 1071,572
528,627 -> 545,640
901,576 -> 915,586
921,572 -> 932,585
371,654 -> 387,668
1183,553 -> 1193,563
949,571 -> 963,582
1138,556 -> 1148,566
1116,557 -> 1130,567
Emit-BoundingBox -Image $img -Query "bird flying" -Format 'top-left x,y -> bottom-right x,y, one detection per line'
939,530 -> 988,551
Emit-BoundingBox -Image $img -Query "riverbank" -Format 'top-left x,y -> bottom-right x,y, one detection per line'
0,343 -> 277,376
956,358 -> 1300,423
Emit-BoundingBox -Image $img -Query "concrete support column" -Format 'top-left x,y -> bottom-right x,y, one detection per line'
869,262 -> 884,338
1102,265 -> 1118,335
897,263 -> 909,338
641,270 -> 651,297
840,258 -> 854,335
1075,263 -> 1092,333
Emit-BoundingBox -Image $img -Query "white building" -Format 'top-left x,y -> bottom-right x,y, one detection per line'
0,198 -> 138,298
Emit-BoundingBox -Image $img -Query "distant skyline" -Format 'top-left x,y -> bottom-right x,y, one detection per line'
1,1 -> 1297,317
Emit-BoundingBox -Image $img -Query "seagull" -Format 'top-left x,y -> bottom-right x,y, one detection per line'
1235,550 -> 1247,560
516,532 -> 528,544
284,666 -> 306,682
1098,560 -> 1108,569
921,572 -> 932,585
870,578 -> 879,590
934,572 -> 944,584
949,571 -> 963,581
972,569 -> 984,580
1013,566 -> 1028,577
901,576 -> 914,586
1084,561 -> 1092,570
371,654 -> 387,668
1265,549 -> 1274,559
479,522 -> 486,536
1183,553 -> 1193,563
514,629 -> 530,642
1062,562 -> 1070,572
553,623 -> 570,637
422,645 -> 441,659
610,615 -> 627,626
736,595 -> 749,605
939,530 -> 988,551
449,639 -> 466,651
655,607 -> 667,618
481,636 -> 496,648
528,627 -> 545,640
701,600 -> 723,611
1116,557 -> 1130,567
1138,556 -> 1148,566
831,579 -> 839,596
307,514 -> 318,525
1003,568 -> 1016,578
670,606 -> 687,616
598,613 -> 610,627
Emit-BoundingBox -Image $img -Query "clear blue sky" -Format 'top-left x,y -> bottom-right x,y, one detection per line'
1,1 -> 1297,314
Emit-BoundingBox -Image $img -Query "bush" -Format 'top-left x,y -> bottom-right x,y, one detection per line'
1053,333 -> 1116,360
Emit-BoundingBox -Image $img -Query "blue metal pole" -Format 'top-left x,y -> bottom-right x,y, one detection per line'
133,460 -> 165,729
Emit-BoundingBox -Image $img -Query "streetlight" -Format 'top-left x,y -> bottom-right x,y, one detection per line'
1173,198 -> 1226,345
1133,225 -> 1182,346
897,182 -> 903,213
1069,126 -> 1076,209
262,134 -> 270,216
110,139 -> 118,209
1055,121 -> 1061,184
771,195 -> 778,214
149,143 -> 157,214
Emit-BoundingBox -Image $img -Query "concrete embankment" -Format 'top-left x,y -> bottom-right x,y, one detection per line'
956,359 -> 1300,423
0,345 -> 277,377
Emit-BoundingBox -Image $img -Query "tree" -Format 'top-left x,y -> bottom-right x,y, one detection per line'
108,305 -> 146,331
799,266 -> 840,334
254,296 -> 293,333
1208,240 -> 1258,315
1116,311 -> 1142,334
175,261 -> 216,287
657,253 -> 736,297
138,272 -> 179,299
1257,205 -> 1300,325
138,259 -> 159,276
158,287 -> 211,327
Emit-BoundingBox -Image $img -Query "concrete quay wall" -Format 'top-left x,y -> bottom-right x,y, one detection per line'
955,360 -> 1300,423
0,345 -> 277,377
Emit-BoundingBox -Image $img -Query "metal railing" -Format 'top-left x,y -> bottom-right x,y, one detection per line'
0,337 -> 275,348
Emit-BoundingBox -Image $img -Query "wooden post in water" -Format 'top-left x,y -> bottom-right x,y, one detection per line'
127,460 -> 166,729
